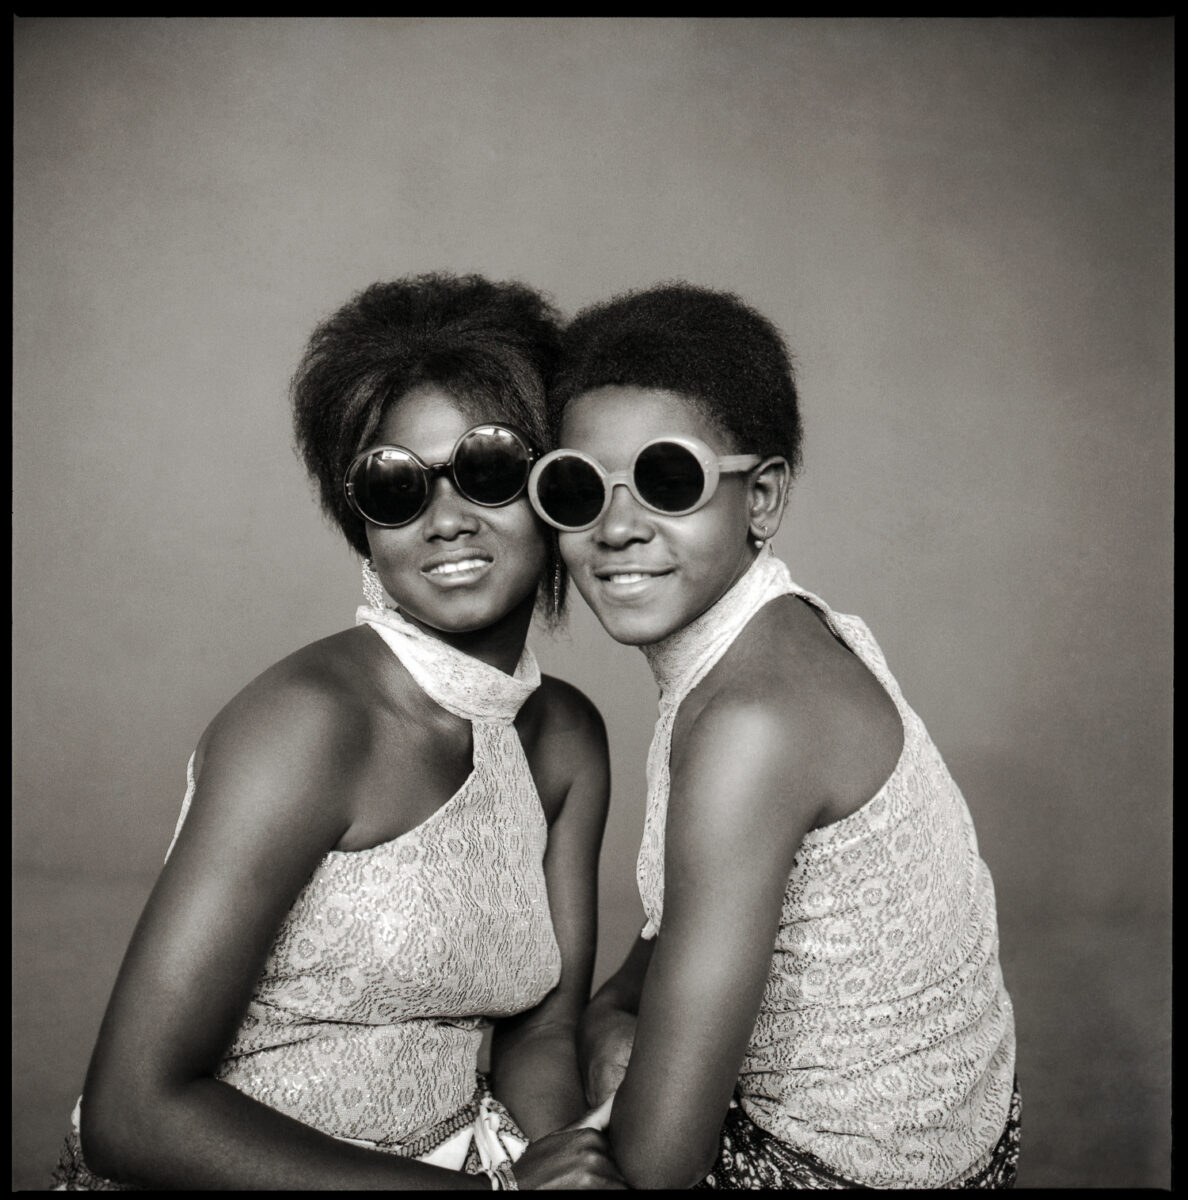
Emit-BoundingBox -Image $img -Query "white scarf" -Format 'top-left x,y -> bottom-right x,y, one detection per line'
355,603 -> 540,725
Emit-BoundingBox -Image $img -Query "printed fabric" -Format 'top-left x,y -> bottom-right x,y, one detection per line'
695,1081 -> 1021,1189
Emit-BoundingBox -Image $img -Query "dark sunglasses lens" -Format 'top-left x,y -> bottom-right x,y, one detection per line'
350,452 -> 428,525
536,456 -> 606,528
634,442 -> 706,513
454,427 -> 531,505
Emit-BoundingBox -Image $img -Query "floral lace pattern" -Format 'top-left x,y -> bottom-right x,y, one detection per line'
637,547 -> 1016,1188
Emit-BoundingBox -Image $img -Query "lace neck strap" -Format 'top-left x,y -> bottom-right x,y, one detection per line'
641,543 -> 795,709
356,604 -> 540,725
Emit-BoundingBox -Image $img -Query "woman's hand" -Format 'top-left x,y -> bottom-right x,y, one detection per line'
581,1009 -> 636,1107
577,935 -> 653,1110
510,1124 -> 625,1189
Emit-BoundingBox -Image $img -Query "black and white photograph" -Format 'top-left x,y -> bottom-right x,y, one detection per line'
13,17 -> 1172,1191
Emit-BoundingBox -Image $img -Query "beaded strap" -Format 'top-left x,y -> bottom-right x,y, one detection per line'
396,1098 -> 479,1158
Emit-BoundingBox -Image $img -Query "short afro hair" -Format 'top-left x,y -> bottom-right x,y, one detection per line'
551,283 -> 802,478
292,272 -> 567,617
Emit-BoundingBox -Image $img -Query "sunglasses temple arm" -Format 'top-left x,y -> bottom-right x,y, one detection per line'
718,454 -> 764,472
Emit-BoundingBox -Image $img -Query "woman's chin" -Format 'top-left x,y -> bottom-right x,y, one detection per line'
580,601 -> 676,647
396,586 -> 537,640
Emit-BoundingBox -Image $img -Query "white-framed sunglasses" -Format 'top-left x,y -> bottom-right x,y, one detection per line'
528,436 -> 761,532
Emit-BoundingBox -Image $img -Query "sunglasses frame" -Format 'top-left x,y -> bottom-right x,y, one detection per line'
528,435 -> 762,532
344,422 -> 538,528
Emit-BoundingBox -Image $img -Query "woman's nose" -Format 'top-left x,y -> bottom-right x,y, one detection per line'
594,481 -> 653,547
422,476 -> 480,539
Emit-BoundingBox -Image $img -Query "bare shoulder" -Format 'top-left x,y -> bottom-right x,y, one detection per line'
188,627 -> 386,850
676,595 -> 905,830
519,674 -> 609,826
532,674 -> 607,741
196,627 -> 379,768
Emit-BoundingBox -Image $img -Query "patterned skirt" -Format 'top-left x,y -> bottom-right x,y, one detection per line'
49,1073 -> 526,1190
695,1080 -> 1022,1190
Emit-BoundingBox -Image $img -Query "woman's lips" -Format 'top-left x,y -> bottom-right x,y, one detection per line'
421,555 -> 494,585
591,565 -> 674,601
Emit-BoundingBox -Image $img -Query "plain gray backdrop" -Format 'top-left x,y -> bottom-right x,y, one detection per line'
13,17 -> 1171,1190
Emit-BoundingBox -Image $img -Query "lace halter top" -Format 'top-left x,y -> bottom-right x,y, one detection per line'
635,545 -> 1016,1188
168,602 -> 561,1150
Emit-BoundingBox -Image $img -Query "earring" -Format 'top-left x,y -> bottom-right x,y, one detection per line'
751,521 -> 769,548
361,558 -> 387,610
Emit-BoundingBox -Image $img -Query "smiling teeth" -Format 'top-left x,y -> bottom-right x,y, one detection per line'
608,573 -> 651,583
428,559 -> 488,575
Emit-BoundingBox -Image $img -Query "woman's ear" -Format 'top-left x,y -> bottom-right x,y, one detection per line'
747,457 -> 790,545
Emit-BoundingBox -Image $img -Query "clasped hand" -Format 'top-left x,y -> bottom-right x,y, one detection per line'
510,1004 -> 635,1188
510,1095 -> 621,1189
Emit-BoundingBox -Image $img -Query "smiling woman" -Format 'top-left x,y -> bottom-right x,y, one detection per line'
356,391 -> 549,645
49,274 -> 624,1191
534,388 -> 772,647
539,283 -> 1019,1190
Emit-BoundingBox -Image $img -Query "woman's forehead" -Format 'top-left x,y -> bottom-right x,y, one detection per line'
376,385 -> 475,451
560,386 -> 733,455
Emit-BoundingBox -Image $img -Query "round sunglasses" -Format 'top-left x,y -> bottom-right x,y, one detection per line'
344,423 -> 538,528
528,436 -> 762,532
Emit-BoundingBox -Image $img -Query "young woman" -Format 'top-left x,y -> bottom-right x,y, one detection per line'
529,283 -> 1019,1189
52,274 -> 623,1190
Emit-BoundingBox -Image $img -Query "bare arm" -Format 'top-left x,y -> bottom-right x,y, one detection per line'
489,681 -> 611,1139
604,699 -> 819,1190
